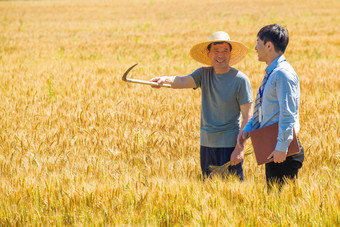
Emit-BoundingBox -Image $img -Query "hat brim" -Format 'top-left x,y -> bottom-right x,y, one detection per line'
190,40 -> 249,66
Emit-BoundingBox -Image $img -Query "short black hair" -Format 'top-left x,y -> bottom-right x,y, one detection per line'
257,24 -> 289,53
207,41 -> 232,52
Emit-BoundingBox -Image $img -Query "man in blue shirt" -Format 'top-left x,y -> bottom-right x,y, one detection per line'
238,24 -> 304,187
150,31 -> 253,180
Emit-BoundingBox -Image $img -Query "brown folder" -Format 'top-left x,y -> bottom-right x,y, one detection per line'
250,122 -> 300,165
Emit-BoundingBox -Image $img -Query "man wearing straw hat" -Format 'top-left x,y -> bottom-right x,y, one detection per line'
238,24 -> 304,187
150,31 -> 253,180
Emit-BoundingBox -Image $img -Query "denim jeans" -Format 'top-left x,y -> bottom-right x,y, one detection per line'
200,146 -> 244,180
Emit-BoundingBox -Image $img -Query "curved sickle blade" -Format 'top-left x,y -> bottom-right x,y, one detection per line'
122,63 -> 138,81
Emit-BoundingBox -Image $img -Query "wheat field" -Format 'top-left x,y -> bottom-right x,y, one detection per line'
0,0 -> 339,226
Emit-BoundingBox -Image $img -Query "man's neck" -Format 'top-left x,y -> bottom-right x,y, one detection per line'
266,52 -> 283,66
214,65 -> 232,74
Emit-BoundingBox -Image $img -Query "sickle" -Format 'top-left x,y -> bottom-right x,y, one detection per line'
122,64 -> 171,88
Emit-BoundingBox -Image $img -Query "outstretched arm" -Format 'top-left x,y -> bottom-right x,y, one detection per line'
150,75 -> 196,89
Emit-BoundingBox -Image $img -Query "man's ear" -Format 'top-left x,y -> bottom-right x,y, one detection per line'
266,41 -> 274,50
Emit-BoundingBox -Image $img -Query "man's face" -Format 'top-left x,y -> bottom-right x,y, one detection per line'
207,43 -> 231,71
255,37 -> 267,62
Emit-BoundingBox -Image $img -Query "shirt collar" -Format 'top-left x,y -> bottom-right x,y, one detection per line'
265,55 -> 286,74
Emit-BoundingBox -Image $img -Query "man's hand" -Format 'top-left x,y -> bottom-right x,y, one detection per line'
237,131 -> 249,149
230,146 -> 244,166
150,76 -> 168,88
267,150 -> 287,163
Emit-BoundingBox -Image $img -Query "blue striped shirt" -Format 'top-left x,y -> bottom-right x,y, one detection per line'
244,55 -> 300,152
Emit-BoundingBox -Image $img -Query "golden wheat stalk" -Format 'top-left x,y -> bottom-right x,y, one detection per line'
209,152 -> 253,177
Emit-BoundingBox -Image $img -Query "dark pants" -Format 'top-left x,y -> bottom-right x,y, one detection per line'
265,139 -> 304,187
200,146 -> 244,180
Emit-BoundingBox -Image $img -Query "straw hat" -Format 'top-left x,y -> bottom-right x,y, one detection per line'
190,31 -> 249,66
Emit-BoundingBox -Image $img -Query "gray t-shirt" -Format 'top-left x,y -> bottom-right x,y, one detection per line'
191,67 -> 253,148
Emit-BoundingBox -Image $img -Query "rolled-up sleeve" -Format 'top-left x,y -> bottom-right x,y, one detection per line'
243,117 -> 253,133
